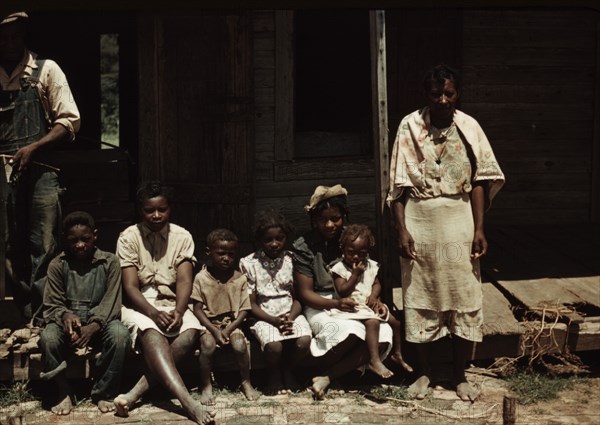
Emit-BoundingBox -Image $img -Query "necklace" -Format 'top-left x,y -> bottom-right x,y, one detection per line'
428,123 -> 454,164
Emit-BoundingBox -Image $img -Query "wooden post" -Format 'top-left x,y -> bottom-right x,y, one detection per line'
591,18 -> 600,223
370,10 -> 391,302
503,395 -> 517,425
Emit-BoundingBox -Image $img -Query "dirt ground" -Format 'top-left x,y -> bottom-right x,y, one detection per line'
1,367 -> 599,425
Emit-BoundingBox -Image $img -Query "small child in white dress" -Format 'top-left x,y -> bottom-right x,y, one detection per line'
239,209 -> 312,394
331,224 -> 413,378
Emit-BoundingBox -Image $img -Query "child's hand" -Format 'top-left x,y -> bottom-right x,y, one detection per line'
277,313 -> 295,335
366,294 -> 378,310
216,330 -> 230,346
351,261 -> 367,275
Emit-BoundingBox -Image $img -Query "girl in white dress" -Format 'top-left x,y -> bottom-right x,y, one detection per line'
331,224 -> 412,379
239,209 -> 312,394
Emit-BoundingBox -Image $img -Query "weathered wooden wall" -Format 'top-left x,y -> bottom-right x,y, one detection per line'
460,9 -> 598,224
138,11 -> 255,258
252,10 -> 380,242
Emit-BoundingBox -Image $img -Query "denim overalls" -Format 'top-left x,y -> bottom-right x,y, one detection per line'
0,59 -> 61,319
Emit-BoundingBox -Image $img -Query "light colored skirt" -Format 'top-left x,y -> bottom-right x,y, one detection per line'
304,293 -> 392,359
250,315 -> 312,350
121,292 -> 204,349
401,193 -> 483,312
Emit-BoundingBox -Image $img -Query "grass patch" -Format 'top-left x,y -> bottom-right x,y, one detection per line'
0,381 -> 36,408
367,384 -> 410,402
506,371 -> 582,405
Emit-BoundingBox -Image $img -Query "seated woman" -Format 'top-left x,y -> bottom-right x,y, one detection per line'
292,184 -> 393,399
113,181 -> 215,425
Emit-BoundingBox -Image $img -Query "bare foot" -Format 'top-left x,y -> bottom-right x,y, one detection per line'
368,360 -> 394,379
390,352 -> 414,373
241,380 -> 261,401
408,375 -> 430,400
456,382 -> 480,402
199,383 -> 216,406
97,400 -> 115,413
311,376 -> 330,400
114,393 -> 137,417
51,394 -> 73,415
187,402 -> 216,425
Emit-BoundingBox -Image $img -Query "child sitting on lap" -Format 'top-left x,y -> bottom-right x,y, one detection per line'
192,229 -> 260,405
240,209 -> 312,395
330,224 -> 413,378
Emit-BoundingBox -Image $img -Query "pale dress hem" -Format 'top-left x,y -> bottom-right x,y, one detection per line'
304,293 -> 393,360
250,315 -> 312,350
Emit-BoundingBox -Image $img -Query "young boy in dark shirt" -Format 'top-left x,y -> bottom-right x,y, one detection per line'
39,211 -> 130,415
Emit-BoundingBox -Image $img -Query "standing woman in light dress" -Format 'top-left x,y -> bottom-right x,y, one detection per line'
388,64 -> 504,401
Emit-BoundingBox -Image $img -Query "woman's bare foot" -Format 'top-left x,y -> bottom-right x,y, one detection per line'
187,402 -> 216,425
51,394 -> 73,415
97,400 -> 116,413
408,375 -> 430,400
199,382 -> 216,406
241,380 -> 261,401
368,360 -> 394,379
390,352 -> 414,373
114,393 -> 137,417
310,376 -> 330,400
456,382 -> 480,402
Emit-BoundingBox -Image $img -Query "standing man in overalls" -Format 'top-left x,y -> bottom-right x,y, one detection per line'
0,11 -> 80,322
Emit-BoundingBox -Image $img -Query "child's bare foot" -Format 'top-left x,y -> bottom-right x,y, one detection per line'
51,394 -> 73,415
199,383 -> 216,406
114,393 -> 137,417
456,382 -> 479,402
265,372 -> 284,395
310,376 -> 330,400
408,375 -> 430,400
187,402 -> 216,425
97,400 -> 116,413
368,360 -> 394,379
241,380 -> 260,401
390,352 -> 414,373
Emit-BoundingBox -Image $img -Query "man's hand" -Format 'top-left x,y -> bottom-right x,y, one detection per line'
72,322 -> 101,348
62,312 -> 82,342
9,144 -> 37,172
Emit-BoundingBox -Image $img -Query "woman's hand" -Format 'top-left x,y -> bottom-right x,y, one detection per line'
337,297 -> 358,312
149,309 -> 175,331
471,229 -> 488,259
398,228 -> 417,260
166,309 -> 184,333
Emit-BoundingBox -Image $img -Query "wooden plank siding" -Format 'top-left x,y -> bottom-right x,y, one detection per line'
137,12 -> 255,257
461,9 -> 599,225
253,10 -> 380,243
